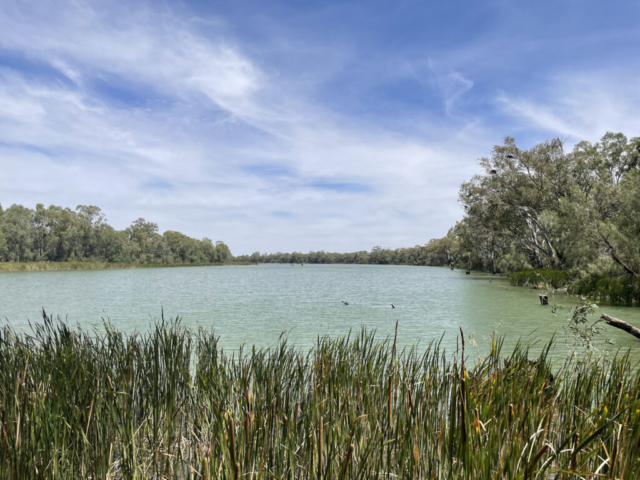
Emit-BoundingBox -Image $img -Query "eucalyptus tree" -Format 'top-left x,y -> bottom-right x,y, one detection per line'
568,133 -> 640,276
1,204 -> 35,262
0,203 -> 233,264
458,131 -> 640,275
460,137 -> 574,269
0,204 -> 7,261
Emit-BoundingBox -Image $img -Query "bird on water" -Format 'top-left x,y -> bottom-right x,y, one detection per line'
391,304 -> 395,309
342,301 -> 349,305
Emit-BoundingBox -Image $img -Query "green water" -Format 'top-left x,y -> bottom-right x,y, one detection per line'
1,264 -> 639,361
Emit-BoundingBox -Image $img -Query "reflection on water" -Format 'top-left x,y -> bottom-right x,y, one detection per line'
1,264 -> 639,363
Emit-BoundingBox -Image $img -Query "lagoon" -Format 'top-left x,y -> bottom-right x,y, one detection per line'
1,263 -> 639,360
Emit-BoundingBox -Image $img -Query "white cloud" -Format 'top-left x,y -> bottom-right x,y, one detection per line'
497,72 -> 640,144
2,1 -> 638,255
0,0 -> 261,119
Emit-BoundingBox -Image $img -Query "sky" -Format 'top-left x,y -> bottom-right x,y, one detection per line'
1,0 -> 639,255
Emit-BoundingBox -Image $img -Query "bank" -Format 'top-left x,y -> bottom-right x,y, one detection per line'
0,261 -> 255,272
509,269 -> 640,305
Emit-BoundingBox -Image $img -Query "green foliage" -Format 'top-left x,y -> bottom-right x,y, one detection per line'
0,203 -> 232,265
2,315 -> 640,478
236,229 -> 460,267
458,131 -> 640,275
509,269 -> 572,289
0,261 -> 253,272
570,275 -> 640,304
562,300 -> 604,352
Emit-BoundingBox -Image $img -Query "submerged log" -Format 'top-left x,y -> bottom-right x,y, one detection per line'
539,294 -> 548,306
601,314 -> 640,340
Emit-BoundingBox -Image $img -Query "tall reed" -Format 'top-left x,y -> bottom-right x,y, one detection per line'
1,312 -> 640,479
570,275 -> 640,304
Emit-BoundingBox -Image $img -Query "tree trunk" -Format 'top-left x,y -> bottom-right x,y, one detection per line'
601,314 -> 640,340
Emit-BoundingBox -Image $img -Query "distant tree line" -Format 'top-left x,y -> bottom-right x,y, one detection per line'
0,204 -> 231,264
238,131 -> 640,280
4,131 -> 638,280
234,237 -> 459,266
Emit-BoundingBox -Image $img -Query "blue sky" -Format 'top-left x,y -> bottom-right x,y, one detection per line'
1,0 -> 639,255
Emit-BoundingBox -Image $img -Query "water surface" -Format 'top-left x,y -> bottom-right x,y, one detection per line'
1,264 -> 639,362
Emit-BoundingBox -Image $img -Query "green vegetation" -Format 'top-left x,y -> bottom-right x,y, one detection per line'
509,269 -> 572,289
570,276 -> 640,305
508,270 -> 640,305
0,203 -> 232,265
2,315 -> 640,479
457,132 -> 640,276
235,239 -> 458,266
0,261 -> 253,272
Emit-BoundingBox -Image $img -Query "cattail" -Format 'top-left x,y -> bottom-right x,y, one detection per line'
571,432 -> 580,473
229,417 -> 238,480
318,417 -> 323,478
615,380 -> 623,414
245,410 -> 251,446
530,444 -> 548,476
459,391 -> 467,445
245,385 -> 251,413
388,373 -> 394,429
407,385 -> 414,411
340,444 -> 354,480
204,457 -> 210,480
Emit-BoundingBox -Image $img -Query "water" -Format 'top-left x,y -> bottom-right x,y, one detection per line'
1,264 -> 639,362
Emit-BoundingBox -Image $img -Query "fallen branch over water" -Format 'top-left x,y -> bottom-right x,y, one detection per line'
601,313 -> 640,340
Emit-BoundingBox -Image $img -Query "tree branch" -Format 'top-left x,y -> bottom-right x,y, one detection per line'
601,314 -> 640,340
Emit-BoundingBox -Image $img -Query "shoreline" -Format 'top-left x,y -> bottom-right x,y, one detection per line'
0,261 -> 256,272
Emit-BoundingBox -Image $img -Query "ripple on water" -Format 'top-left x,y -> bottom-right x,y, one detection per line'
1,264 -> 639,363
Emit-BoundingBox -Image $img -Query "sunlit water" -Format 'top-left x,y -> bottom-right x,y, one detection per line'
1,264 -> 639,363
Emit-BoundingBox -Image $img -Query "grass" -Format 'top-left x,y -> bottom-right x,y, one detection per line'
0,261 -> 255,272
509,269 -> 572,289
2,314 -> 640,479
570,275 -> 640,305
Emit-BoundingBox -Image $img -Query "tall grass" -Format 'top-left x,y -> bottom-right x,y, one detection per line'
570,275 -> 640,305
0,262 -> 254,272
2,313 -> 640,479
510,269 -> 572,289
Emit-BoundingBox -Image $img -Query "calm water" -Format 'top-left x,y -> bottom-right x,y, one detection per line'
1,264 -> 639,361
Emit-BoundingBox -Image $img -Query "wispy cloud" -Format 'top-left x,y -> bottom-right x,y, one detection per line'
1,0 -> 639,254
498,72 -> 640,144
305,182 -> 373,193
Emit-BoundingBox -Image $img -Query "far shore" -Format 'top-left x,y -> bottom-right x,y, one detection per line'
0,261 -> 256,272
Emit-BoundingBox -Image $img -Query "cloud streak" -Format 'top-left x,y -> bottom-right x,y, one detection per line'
1,0 -> 639,254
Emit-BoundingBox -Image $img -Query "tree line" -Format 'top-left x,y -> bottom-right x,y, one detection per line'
3,130 -> 638,278
0,204 -> 231,264
234,238 -> 458,266
237,131 -> 640,280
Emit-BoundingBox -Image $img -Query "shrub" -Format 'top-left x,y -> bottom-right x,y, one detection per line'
509,269 -> 571,289
570,275 -> 640,304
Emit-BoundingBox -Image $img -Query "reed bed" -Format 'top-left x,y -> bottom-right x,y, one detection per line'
509,270 -> 572,289
0,262 -> 254,272
1,313 -> 640,479
570,275 -> 640,305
